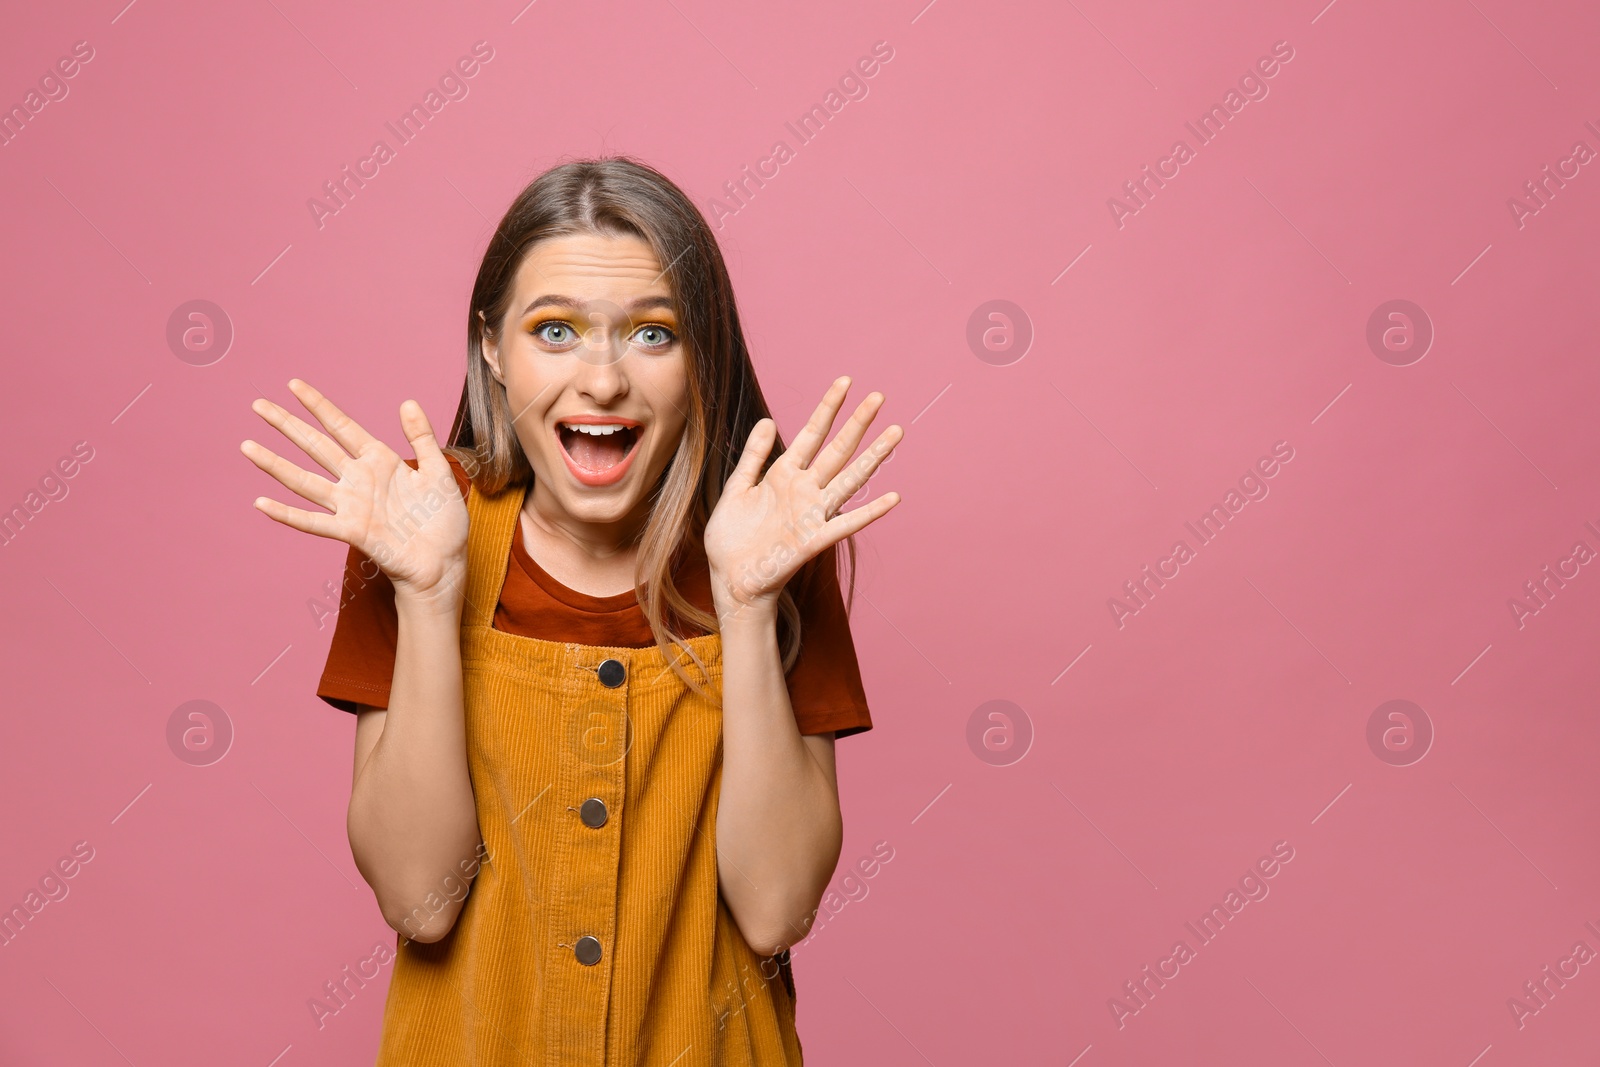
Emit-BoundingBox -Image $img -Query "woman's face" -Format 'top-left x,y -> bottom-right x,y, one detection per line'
482,231 -> 691,532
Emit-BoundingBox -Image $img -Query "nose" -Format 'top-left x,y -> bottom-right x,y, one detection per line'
579,307 -> 628,360
572,321 -> 629,405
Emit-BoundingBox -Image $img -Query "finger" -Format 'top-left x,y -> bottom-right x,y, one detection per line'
726,418 -> 777,493
821,490 -> 902,542
251,396 -> 350,479
785,376 -> 853,470
809,391 -> 887,486
820,424 -> 902,515
398,399 -> 449,471
251,494 -> 342,539
288,379 -> 382,460
240,439 -> 337,510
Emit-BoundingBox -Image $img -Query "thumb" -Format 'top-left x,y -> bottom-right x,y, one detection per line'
726,418 -> 776,493
399,400 -> 446,468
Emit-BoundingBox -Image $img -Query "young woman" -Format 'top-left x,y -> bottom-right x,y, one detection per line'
241,157 -> 902,1065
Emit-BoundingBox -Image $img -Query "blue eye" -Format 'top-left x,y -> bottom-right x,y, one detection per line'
533,321 -> 577,347
531,319 -> 674,352
631,324 -> 675,350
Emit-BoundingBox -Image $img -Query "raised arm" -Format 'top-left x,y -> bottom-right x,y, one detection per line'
703,376 -> 903,954
243,378 -> 479,943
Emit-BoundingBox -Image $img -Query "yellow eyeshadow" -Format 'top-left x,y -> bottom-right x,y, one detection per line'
522,312 -> 676,329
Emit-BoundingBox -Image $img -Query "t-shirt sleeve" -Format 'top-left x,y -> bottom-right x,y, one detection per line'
785,555 -> 874,739
315,538 -> 403,712
315,454 -> 874,740
315,455 -> 470,713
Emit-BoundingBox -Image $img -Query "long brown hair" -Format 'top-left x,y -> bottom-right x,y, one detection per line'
445,156 -> 856,695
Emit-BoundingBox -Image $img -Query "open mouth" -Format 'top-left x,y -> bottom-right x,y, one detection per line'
557,421 -> 640,474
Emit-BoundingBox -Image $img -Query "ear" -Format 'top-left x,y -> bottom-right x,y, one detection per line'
479,309 -> 506,385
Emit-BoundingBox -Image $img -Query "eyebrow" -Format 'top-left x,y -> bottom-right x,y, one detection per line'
519,295 -> 675,316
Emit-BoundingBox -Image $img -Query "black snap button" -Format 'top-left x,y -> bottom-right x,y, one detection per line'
597,659 -> 626,688
574,935 -> 602,966
580,797 -> 608,829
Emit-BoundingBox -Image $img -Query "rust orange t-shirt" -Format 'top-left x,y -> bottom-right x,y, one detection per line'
315,454 -> 874,738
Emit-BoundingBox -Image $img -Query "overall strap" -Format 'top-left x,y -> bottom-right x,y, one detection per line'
461,475 -> 530,628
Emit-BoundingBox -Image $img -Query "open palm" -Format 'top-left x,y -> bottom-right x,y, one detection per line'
704,376 -> 903,614
241,379 -> 469,606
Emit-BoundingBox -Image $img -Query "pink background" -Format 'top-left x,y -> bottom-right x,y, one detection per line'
3,0 -> 1598,1063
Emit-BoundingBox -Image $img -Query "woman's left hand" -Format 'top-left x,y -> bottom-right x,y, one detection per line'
704,376 -> 903,617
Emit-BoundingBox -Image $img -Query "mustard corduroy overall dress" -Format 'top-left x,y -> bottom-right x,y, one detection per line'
373,476 -> 804,1066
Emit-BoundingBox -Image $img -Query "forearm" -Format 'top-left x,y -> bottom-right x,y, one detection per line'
714,603 -> 843,955
347,592 -> 481,940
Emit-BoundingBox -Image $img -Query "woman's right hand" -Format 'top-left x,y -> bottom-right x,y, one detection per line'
241,379 -> 469,610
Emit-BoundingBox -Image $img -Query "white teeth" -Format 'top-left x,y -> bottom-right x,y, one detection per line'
563,423 -> 631,436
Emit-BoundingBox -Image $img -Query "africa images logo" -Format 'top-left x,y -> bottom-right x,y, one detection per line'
306,42 -> 495,230
1106,40 -> 1296,229
705,41 -> 895,228
1107,441 -> 1296,629
1108,841 -> 1296,1028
